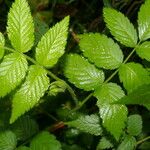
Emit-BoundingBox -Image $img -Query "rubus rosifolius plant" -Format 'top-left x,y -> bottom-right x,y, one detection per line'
0,0 -> 150,149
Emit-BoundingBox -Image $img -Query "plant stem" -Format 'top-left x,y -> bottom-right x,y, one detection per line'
136,136 -> 150,145
3,46 -> 78,106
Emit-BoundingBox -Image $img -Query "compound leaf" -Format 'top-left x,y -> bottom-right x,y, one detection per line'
119,62 -> 150,93
36,16 -> 69,68
79,33 -> 123,69
0,53 -> 28,97
66,114 -> 102,136
0,130 -> 17,150
7,0 -> 34,53
127,114 -> 142,136
103,8 -> 137,47
138,0 -> 150,41
117,135 -> 136,150
63,54 -> 105,91
10,65 -> 49,123
94,83 -> 128,140
30,131 -> 61,150
0,32 -> 5,59
136,42 -> 150,61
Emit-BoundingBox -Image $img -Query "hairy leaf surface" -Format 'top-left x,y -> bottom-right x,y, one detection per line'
66,114 -> 102,136
36,16 -> 69,68
63,54 -> 105,91
119,62 -> 150,93
0,131 -> 17,150
103,8 -> 137,47
94,83 -> 128,140
0,53 -> 28,97
16,146 -> 31,150
0,32 -> 5,59
138,0 -> 150,41
7,0 -> 34,52
136,42 -> 150,61
79,33 -> 123,69
10,65 -> 49,123
127,114 -> 142,136
30,131 -> 61,150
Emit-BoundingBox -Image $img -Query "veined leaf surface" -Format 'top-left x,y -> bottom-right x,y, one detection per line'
0,32 -> 5,59
0,53 -> 28,97
63,54 -> 105,91
79,33 -> 123,69
36,16 -> 69,68
10,65 -> 49,123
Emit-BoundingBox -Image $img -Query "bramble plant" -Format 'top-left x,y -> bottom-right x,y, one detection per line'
0,0 -> 150,149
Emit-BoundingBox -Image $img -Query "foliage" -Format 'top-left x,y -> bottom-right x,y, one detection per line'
0,0 -> 150,149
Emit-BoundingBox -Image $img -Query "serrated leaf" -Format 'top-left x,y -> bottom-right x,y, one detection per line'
0,53 -> 28,97
138,0 -> 150,41
94,83 -> 128,140
16,146 -> 31,150
10,115 -> 39,141
136,42 -> 150,61
10,65 -> 49,123
127,114 -> 142,136
66,114 -> 102,136
7,0 -> 34,52
117,135 -> 136,150
35,16 -> 69,68
114,84 -> 150,106
30,131 -> 61,150
103,8 -> 137,47
0,32 -> 5,59
0,130 -> 17,150
119,62 -> 150,93
97,137 -> 113,150
63,54 -> 105,91
79,33 -> 123,69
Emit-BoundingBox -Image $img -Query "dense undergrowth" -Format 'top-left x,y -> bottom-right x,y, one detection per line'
0,0 -> 150,150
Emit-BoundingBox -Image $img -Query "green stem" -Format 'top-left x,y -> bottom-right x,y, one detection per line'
73,42 -> 141,110
136,136 -> 150,146
3,46 -> 78,106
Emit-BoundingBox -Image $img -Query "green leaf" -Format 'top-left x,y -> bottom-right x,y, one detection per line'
35,16 -> 69,68
0,32 -> 5,59
16,146 -> 31,150
94,83 -> 128,140
10,115 -> 39,141
117,135 -> 136,150
0,53 -> 28,97
136,42 -> 150,61
0,130 -> 17,150
7,0 -> 34,52
103,8 -> 137,47
114,84 -> 150,105
30,131 -> 61,150
63,54 -> 105,91
79,33 -> 123,69
127,114 -> 142,136
10,65 -> 49,123
119,62 -> 150,93
138,0 -> 150,41
96,137 -> 113,150
66,114 -> 102,136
